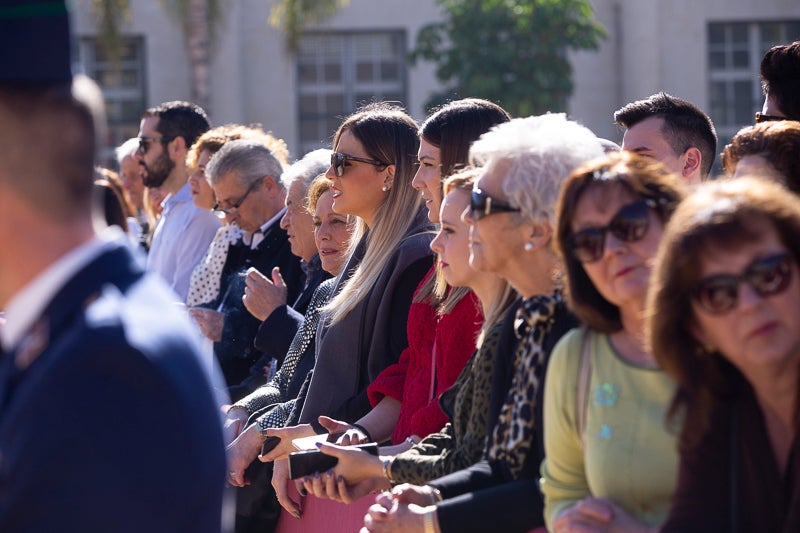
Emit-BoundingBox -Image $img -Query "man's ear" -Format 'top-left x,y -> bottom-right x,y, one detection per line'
682,147 -> 702,179
261,175 -> 279,198
168,135 -> 187,162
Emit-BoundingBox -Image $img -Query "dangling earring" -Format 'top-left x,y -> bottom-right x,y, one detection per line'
382,185 -> 389,192
524,242 -> 534,252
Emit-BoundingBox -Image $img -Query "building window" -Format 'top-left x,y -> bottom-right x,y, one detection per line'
297,31 -> 407,155
78,36 -> 147,165
708,21 -> 800,145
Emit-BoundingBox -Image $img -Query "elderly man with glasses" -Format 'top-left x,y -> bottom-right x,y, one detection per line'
135,100 -> 221,301
189,139 -> 304,401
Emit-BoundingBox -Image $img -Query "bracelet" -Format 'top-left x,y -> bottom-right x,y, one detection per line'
405,436 -> 418,446
351,423 -> 373,442
423,509 -> 437,533
382,457 -> 395,484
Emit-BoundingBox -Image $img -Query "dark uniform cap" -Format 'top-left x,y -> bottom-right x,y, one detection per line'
0,0 -> 72,85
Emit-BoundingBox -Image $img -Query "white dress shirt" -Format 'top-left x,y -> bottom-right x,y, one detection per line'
147,182 -> 220,302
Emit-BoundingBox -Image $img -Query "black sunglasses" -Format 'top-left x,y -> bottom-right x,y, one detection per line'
330,152 -> 385,178
138,135 -> 174,154
568,199 -> 654,263
691,252 -> 793,315
754,112 -> 787,124
213,178 -> 261,215
470,188 -> 521,221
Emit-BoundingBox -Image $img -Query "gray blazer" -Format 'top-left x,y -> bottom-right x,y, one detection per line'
299,212 -> 434,424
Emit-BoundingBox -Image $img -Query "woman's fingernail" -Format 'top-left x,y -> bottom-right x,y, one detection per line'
338,475 -> 343,483
315,442 -> 322,448
299,487 -> 307,496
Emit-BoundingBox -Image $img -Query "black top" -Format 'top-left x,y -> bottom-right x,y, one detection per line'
662,374 -> 800,533
430,300 -> 579,533
206,222 -> 304,395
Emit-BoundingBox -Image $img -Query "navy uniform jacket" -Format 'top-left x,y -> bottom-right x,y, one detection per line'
206,222 -> 303,398
0,242 -> 227,532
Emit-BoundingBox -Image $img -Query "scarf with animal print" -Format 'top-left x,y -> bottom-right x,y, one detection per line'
487,287 -> 564,477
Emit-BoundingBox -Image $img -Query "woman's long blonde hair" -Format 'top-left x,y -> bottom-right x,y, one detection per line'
325,103 -> 425,324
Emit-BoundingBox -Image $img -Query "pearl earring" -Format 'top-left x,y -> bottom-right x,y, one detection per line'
524,242 -> 534,252
382,185 -> 389,192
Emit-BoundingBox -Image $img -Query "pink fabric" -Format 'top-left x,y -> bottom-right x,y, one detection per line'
275,485 -> 373,533
367,266 -> 483,443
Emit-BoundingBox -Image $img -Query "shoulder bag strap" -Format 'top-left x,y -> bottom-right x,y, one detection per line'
576,328 -> 593,450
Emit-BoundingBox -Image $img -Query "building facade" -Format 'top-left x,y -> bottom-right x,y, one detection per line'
72,0 -> 800,165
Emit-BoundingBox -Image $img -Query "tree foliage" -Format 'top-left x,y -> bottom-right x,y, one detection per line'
269,0 -> 349,53
411,0 -> 606,116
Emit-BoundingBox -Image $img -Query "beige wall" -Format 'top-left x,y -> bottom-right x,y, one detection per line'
569,0 -> 800,143
73,0 -> 800,156
73,0 -> 443,160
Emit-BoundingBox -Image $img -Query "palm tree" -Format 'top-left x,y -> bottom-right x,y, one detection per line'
89,0 -> 345,113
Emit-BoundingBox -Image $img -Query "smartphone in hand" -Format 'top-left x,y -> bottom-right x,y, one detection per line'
288,442 -> 378,479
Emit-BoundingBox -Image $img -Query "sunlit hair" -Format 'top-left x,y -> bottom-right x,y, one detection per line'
760,40 -> 800,120
470,113 -> 605,227
614,92 -> 718,178
205,139 -> 284,191
554,151 -> 686,333
95,166 -> 135,219
143,100 -> 209,149
186,123 -> 290,175
721,120 -> 800,193
115,137 -> 139,164
647,177 -> 800,451
441,168 -> 516,341
307,174 -> 334,214
324,102 -> 425,324
419,98 -> 511,178
282,149 -> 331,202
415,98 -> 510,308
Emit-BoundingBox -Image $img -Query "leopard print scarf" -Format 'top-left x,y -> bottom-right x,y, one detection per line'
487,287 -> 564,477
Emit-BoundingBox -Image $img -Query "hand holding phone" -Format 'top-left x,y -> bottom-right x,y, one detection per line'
288,442 -> 378,479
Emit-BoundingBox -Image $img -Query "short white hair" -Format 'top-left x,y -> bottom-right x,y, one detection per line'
115,137 -> 139,164
281,148 -> 331,193
470,113 -> 604,223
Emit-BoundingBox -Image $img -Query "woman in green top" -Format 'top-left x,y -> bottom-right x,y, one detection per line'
540,152 -> 685,532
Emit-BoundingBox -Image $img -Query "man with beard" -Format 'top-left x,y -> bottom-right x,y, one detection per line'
136,101 -> 220,300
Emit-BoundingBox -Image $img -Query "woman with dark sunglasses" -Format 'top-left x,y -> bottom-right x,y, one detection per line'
649,177 -> 800,533
540,151 -> 687,533
252,102 -> 435,528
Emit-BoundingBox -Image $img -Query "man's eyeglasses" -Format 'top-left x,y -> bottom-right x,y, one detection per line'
330,152 -> 386,178
567,199 -> 654,263
138,136 -> 174,154
213,178 -> 261,215
691,253 -> 793,315
754,112 -> 787,124
469,188 -> 521,221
